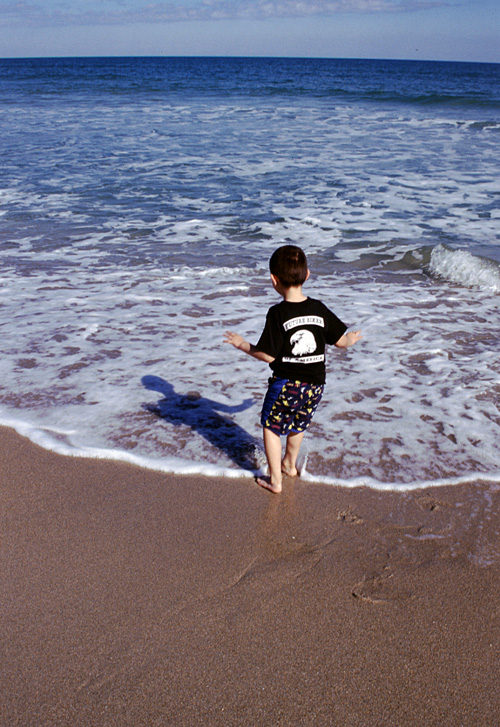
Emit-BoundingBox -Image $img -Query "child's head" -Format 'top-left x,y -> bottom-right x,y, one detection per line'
269,245 -> 308,288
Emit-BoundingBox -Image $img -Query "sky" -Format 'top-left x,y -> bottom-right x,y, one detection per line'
0,0 -> 498,62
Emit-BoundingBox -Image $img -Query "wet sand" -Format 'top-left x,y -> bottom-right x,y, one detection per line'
2,424 -> 500,726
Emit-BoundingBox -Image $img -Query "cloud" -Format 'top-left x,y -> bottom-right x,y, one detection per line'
0,0 -> 453,28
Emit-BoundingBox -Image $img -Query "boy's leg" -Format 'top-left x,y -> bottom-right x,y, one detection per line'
282,430 -> 304,477
257,426 -> 283,493
280,382 -> 323,477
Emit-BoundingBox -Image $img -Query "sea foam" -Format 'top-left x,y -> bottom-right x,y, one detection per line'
429,245 -> 500,292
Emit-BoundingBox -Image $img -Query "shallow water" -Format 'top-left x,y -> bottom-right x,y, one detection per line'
1,57 -> 499,489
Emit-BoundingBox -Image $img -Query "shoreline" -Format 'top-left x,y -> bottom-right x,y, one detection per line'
2,424 -> 500,725
4,417 -> 499,491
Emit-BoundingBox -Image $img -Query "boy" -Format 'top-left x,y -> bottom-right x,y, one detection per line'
224,245 -> 362,493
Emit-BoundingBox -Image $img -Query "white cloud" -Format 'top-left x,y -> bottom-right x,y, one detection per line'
0,0 -> 453,27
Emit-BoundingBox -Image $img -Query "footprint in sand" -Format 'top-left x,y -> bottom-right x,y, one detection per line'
352,566 -> 413,604
337,509 -> 364,524
415,494 -> 449,512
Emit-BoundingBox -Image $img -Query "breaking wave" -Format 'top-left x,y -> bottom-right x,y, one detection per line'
428,245 -> 500,292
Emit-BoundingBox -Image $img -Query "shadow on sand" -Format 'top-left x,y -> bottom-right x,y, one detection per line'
141,375 -> 261,472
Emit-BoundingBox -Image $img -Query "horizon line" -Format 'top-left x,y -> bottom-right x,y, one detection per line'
1,54 -> 498,65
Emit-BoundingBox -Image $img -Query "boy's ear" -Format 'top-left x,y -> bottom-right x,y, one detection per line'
306,268 -> 310,281
270,273 -> 280,287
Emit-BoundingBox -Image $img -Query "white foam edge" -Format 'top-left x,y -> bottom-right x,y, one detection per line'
1,415 -> 264,480
299,465 -> 500,492
3,414 -> 500,492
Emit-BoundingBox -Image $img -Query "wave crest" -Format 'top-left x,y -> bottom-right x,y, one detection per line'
429,244 -> 500,292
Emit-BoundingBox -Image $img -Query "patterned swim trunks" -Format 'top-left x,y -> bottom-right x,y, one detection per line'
260,377 -> 325,436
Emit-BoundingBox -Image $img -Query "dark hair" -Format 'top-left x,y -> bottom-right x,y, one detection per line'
269,245 -> 308,288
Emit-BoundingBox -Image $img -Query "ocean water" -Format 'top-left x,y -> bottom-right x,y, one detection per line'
1,56 -> 500,490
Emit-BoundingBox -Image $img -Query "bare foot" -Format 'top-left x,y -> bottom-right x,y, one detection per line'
281,465 -> 298,477
256,476 -> 282,494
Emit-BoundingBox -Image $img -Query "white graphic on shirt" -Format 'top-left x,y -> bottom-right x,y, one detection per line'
283,316 -> 324,332
290,329 -> 317,356
282,355 -> 325,364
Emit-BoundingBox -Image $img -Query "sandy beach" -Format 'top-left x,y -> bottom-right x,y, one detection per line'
2,424 -> 500,726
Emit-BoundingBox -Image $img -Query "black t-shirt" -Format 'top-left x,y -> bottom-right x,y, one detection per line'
256,297 -> 347,385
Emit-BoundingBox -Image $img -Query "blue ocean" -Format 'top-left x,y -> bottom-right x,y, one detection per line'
1,56 -> 499,489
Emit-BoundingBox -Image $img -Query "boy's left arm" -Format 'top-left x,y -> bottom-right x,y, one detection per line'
224,331 -> 275,363
335,330 -> 363,348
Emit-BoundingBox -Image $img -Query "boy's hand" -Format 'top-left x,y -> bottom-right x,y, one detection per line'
335,330 -> 363,348
346,330 -> 363,346
224,331 -> 275,363
224,331 -> 246,350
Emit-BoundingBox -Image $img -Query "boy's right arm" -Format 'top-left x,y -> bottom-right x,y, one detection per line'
224,331 -> 275,363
